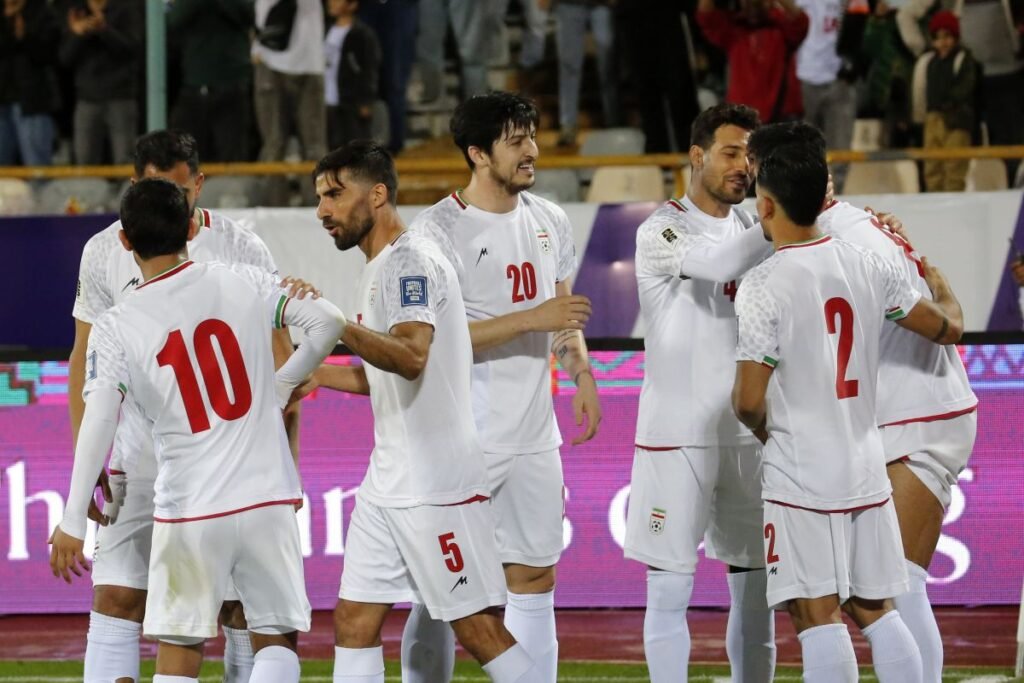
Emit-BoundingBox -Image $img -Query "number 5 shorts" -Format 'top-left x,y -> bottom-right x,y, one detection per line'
339,493 -> 508,621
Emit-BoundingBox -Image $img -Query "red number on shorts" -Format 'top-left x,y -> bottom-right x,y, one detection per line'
507,262 -> 538,303
438,532 -> 465,573
156,319 -> 253,434
824,297 -> 860,400
764,523 -> 780,563
723,280 -> 738,302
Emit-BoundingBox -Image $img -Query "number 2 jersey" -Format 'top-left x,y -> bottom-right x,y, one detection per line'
735,236 -> 922,511
83,261 -> 302,522
410,191 -> 576,455
72,209 -> 278,478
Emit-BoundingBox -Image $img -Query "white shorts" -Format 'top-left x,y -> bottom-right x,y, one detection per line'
624,445 -> 764,573
339,495 -> 507,622
143,503 -> 311,641
882,410 -> 977,509
763,499 -> 908,609
486,449 -> 565,567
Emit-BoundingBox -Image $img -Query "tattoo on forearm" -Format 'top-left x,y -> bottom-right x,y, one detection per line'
931,316 -> 949,342
556,345 -> 569,360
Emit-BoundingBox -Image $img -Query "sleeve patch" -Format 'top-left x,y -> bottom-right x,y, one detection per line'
87,350 -> 97,380
661,228 -> 679,244
400,276 -> 428,307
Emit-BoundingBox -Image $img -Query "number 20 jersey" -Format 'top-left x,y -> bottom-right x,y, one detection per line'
84,261 -> 301,522
411,191 -> 576,455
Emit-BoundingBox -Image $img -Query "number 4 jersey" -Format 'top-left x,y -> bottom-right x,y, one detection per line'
735,236 -> 922,511
84,261 -> 302,522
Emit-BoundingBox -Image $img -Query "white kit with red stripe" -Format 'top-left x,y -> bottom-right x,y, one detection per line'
84,261 -> 301,523
735,235 -> 922,511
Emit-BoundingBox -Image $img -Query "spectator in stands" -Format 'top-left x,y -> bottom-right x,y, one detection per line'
697,0 -> 809,124
166,0 -> 254,162
913,11 -> 977,191
862,0 -> 916,147
59,0 -> 142,165
0,0 -> 60,166
414,0 -> 495,105
1012,257 -> 1024,322
554,0 -> 620,147
617,0 -> 701,151
357,0 -> 416,153
324,0 -> 381,149
496,0 -> 551,75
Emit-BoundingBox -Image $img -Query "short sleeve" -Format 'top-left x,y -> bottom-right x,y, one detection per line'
634,206 -> 711,279
554,209 -> 576,282
72,235 -> 114,323
875,252 -> 923,321
223,217 -> 279,275
229,263 -> 291,329
380,241 -> 445,330
735,271 -> 782,368
411,216 -> 465,283
84,314 -> 130,400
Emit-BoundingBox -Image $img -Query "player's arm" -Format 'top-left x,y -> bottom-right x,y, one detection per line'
292,362 -> 370,399
637,215 -> 770,284
271,327 -> 302,464
342,321 -> 434,381
893,257 -> 964,344
732,362 -> 772,444
468,294 -> 592,353
551,279 -> 602,444
68,319 -> 92,447
273,295 -> 348,407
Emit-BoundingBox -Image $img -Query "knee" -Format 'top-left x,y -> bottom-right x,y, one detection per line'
333,603 -> 381,649
93,585 -> 147,622
219,601 -> 247,630
505,564 -> 556,594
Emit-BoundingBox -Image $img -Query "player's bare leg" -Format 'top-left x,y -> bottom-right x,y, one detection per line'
86,585 -> 146,683
248,630 -> 300,683
450,607 -> 541,682
787,595 -> 858,683
725,565 -> 776,682
844,596 -> 924,683
220,601 -> 254,683
334,600 -> 392,683
503,563 -> 558,681
154,638 -> 204,681
888,460 -> 945,682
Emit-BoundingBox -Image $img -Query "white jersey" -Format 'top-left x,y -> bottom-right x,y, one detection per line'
410,191 -> 577,455
73,208 -> 278,478
818,202 -> 977,425
353,232 -> 489,508
635,197 -> 760,448
735,235 -> 922,511
83,261 -> 301,522
795,0 -> 843,85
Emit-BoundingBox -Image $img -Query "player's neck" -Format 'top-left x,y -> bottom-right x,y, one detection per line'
138,252 -> 189,282
685,180 -> 732,219
461,175 -> 520,214
334,14 -> 354,27
360,210 -> 406,261
772,222 -> 823,250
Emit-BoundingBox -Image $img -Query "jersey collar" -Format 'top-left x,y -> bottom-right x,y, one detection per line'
137,260 -> 195,289
777,234 -> 832,251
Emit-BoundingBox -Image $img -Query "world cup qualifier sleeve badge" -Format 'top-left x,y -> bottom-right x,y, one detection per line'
649,508 -> 666,535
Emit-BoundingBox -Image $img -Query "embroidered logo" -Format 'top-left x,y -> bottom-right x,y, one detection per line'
661,228 -> 678,244
649,507 -> 666,535
400,276 -> 428,307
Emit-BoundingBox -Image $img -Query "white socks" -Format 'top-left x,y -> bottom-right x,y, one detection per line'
153,677 -> 198,683
400,602 -> 455,683
84,610 -> 141,683
334,645 -> 385,683
863,610 -> 924,683
642,570 -> 693,683
482,642 -> 538,683
893,560 -> 942,682
798,623 -> 858,683
725,569 -> 776,682
503,591 -> 558,682
222,626 -> 254,683
249,645 -> 300,683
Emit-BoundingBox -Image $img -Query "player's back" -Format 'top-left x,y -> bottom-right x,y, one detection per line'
103,261 -> 299,521
737,236 -> 911,510
818,202 -> 976,425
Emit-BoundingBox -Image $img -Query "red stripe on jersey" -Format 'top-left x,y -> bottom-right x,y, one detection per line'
879,403 -> 978,428
777,235 -> 832,251
136,260 -> 195,289
443,494 -> 490,506
668,199 -> 686,212
108,469 -> 126,476
201,208 -> 211,228
635,444 -> 681,451
153,498 -> 302,523
765,497 -> 889,514
451,191 -> 467,209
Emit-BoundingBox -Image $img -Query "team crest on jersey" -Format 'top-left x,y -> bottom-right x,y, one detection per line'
400,276 -> 428,306
368,283 -> 378,308
649,507 -> 666,535
661,228 -> 679,244
534,227 -> 552,254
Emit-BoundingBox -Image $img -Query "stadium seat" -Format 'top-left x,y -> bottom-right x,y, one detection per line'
35,178 -> 115,215
531,169 -> 581,203
842,161 -> 920,194
965,158 -> 1008,191
585,166 -> 667,203
0,178 -> 36,215
200,175 -> 262,209
578,128 -> 646,182
851,119 -> 884,152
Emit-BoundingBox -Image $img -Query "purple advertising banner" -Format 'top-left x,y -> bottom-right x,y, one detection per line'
1,348 -> 1022,613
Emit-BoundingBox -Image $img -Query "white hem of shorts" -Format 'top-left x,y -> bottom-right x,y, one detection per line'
143,622 -> 218,640
499,550 -> 562,568
767,578 -> 910,609
91,575 -> 149,591
244,613 -> 310,633
624,547 -> 695,574
338,588 -> 415,606
703,547 -> 765,570
424,592 -> 508,622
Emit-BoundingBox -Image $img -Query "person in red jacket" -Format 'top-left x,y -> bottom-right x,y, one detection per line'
697,0 -> 809,123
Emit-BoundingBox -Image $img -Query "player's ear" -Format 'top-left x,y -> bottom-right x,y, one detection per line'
372,182 -> 388,209
688,145 -> 704,171
186,216 -> 200,242
118,228 -> 133,252
468,145 -> 488,169
193,172 -> 205,198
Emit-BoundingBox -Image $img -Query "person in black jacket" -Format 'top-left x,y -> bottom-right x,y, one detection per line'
324,0 -> 381,149
0,0 -> 61,166
59,0 -> 142,164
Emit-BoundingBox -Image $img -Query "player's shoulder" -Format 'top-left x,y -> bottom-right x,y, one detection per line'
520,190 -> 568,222
637,199 -> 699,238
80,219 -> 125,259
410,192 -> 465,235
390,231 -> 448,268
202,209 -> 274,259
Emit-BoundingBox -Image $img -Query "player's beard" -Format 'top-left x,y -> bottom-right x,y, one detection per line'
705,173 -> 749,206
489,162 -> 535,196
330,210 -> 375,251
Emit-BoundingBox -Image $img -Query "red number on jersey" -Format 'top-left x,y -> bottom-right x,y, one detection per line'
723,280 -> 738,302
824,297 -> 859,399
507,262 -> 538,303
156,319 -> 254,434
764,523 -> 781,563
438,532 -> 465,573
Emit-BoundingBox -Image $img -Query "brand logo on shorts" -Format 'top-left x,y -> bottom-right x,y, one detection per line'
649,508 -> 666,535
450,575 -> 468,593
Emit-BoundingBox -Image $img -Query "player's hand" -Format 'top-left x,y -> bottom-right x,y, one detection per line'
87,470 -> 112,526
48,525 -> 90,584
288,376 -> 318,405
280,275 -> 321,300
864,206 -> 910,242
1010,259 -> 1024,287
571,370 -> 602,445
529,295 -> 592,333
102,472 -> 127,525
921,257 -> 951,297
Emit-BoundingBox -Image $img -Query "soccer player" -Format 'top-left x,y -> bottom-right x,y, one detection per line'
50,177 -> 347,683
748,122 -> 977,682
299,141 -> 543,683
626,103 -> 778,682
399,92 -> 601,682
732,142 -> 964,682
66,130 -> 299,683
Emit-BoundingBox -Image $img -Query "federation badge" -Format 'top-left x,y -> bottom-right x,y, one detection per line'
649,507 -> 666,535
536,229 -> 552,254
